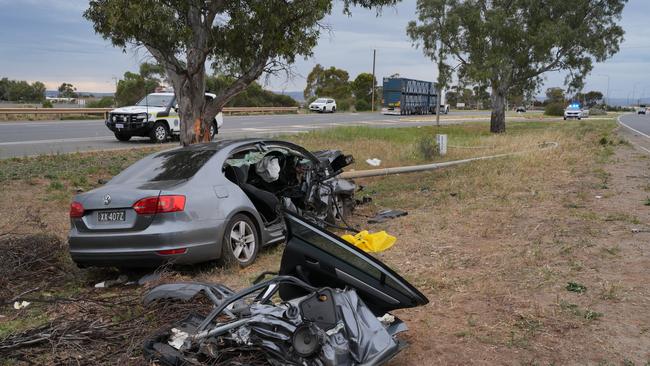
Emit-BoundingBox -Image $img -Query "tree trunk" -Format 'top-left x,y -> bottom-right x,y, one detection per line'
169,69 -> 211,146
490,86 -> 507,133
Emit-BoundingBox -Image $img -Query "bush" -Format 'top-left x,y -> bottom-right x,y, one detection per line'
87,96 -> 115,108
544,103 -> 564,116
589,108 -> 607,116
336,98 -> 353,111
355,99 -> 371,111
42,100 -> 53,108
416,135 -> 438,160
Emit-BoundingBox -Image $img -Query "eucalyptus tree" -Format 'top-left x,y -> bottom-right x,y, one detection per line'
86,0 -> 396,145
408,0 -> 626,132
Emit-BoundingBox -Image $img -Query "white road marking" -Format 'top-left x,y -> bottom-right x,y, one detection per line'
617,115 -> 650,139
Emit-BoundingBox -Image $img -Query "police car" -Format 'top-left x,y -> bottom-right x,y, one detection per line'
563,103 -> 588,120
106,92 -> 224,142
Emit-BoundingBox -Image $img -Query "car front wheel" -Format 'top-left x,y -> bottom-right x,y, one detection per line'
221,214 -> 259,267
114,132 -> 131,142
150,122 -> 169,143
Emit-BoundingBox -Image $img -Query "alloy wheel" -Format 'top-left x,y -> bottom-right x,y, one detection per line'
229,221 -> 255,262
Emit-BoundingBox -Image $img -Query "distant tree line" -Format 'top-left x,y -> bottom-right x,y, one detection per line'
0,77 -> 46,102
303,64 -> 378,111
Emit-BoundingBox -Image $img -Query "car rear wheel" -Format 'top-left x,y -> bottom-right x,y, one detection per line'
221,214 -> 259,267
332,106 -> 336,113
114,132 -> 131,142
209,121 -> 218,140
150,122 -> 169,143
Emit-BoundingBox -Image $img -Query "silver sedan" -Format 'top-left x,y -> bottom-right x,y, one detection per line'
68,139 -> 355,268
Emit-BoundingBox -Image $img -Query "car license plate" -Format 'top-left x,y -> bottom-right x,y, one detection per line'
116,123 -> 124,129
97,210 -> 126,222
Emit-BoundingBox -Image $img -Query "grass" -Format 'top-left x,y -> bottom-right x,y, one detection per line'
4,116 -> 644,364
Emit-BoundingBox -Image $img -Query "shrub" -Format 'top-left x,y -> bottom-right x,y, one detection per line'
355,99 -> 371,111
416,135 -> 438,160
544,103 -> 564,116
589,107 -> 607,115
87,96 -> 115,108
42,100 -> 53,108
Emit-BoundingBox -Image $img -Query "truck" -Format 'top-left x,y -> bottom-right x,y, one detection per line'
105,92 -> 224,143
381,77 -> 449,115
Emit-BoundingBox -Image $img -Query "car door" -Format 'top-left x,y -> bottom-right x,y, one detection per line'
279,211 -> 429,315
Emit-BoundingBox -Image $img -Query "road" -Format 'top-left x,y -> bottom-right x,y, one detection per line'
618,113 -> 650,153
0,111 -> 494,158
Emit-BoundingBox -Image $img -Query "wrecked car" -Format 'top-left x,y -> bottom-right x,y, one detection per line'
68,139 -> 355,268
143,212 -> 429,365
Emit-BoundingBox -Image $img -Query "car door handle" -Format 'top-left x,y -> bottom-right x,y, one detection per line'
304,256 -> 319,266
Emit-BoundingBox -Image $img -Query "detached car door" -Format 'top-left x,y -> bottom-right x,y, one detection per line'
279,212 -> 428,315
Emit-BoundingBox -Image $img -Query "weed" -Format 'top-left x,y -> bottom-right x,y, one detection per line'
644,198 -> 650,206
416,135 -> 438,160
559,300 -> 603,321
566,282 -> 587,293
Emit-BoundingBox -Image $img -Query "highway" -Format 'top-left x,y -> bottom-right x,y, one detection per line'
618,113 -> 650,153
0,111 -> 492,158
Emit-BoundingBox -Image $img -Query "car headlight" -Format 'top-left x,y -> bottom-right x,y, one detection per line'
136,113 -> 148,120
148,113 -> 154,121
112,115 -> 116,122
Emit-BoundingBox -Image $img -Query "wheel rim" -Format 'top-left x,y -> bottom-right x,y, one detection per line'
155,126 -> 166,141
229,221 -> 255,262
210,124 -> 215,138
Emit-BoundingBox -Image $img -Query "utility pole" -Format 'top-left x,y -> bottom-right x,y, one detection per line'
371,49 -> 376,112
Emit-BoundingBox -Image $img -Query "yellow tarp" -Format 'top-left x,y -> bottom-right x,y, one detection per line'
341,230 -> 396,253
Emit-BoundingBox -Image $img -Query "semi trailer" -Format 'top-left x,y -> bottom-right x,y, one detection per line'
381,77 -> 449,115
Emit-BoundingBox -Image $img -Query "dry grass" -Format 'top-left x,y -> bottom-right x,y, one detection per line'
3,118 -> 650,365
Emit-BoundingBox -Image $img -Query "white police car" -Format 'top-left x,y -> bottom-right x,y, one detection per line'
106,92 -> 224,142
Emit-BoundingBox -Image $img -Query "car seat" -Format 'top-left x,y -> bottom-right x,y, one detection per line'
226,164 -> 279,223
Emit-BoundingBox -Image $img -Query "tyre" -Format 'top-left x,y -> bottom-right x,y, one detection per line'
578,117 -> 581,120
331,106 -> 336,113
221,214 -> 259,267
150,122 -> 169,143
563,117 -> 567,120
322,107 -> 326,113
114,132 -> 131,142
209,121 -> 218,140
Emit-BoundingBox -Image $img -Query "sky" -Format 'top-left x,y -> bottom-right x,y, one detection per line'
0,0 -> 648,102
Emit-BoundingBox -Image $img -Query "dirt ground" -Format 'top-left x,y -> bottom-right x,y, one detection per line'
1,120 -> 649,365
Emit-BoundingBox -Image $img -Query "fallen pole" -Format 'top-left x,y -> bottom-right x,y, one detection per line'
340,142 -> 559,179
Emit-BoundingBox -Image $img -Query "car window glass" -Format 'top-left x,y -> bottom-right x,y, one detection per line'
288,216 -> 403,291
116,149 -> 216,182
328,99 -> 334,103
315,98 -> 327,103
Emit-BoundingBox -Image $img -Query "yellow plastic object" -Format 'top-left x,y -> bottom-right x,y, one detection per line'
341,230 -> 396,253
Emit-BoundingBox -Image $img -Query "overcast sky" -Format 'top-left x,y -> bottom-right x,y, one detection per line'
1,1 -> 648,101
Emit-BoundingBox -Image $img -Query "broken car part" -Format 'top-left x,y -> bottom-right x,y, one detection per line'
367,209 -> 408,224
143,212 -> 428,365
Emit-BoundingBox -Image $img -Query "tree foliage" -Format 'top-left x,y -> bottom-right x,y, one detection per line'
114,65 -> 161,107
351,72 -> 376,106
546,87 -> 566,104
304,64 -> 352,101
206,75 -> 297,107
57,83 -> 78,98
85,0 -> 396,145
408,0 -> 626,133
0,78 -> 46,102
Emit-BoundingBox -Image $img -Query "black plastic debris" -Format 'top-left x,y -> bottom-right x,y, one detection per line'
368,209 -> 408,224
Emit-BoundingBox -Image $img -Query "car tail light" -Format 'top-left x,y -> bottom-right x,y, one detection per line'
133,195 -> 186,215
70,201 -> 85,218
157,248 -> 187,255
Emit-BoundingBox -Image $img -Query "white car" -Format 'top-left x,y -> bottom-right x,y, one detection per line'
563,104 -> 587,120
106,92 -> 224,143
309,98 -> 337,113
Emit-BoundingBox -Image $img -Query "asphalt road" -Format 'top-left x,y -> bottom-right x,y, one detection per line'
618,113 -> 650,137
0,111 -> 493,158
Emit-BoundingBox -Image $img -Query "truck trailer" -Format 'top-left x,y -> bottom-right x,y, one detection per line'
381,77 -> 449,115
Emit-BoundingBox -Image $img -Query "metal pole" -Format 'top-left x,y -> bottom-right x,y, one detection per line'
371,49 -> 376,112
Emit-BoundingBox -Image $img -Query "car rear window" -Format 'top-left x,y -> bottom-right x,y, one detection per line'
120,149 -> 216,182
